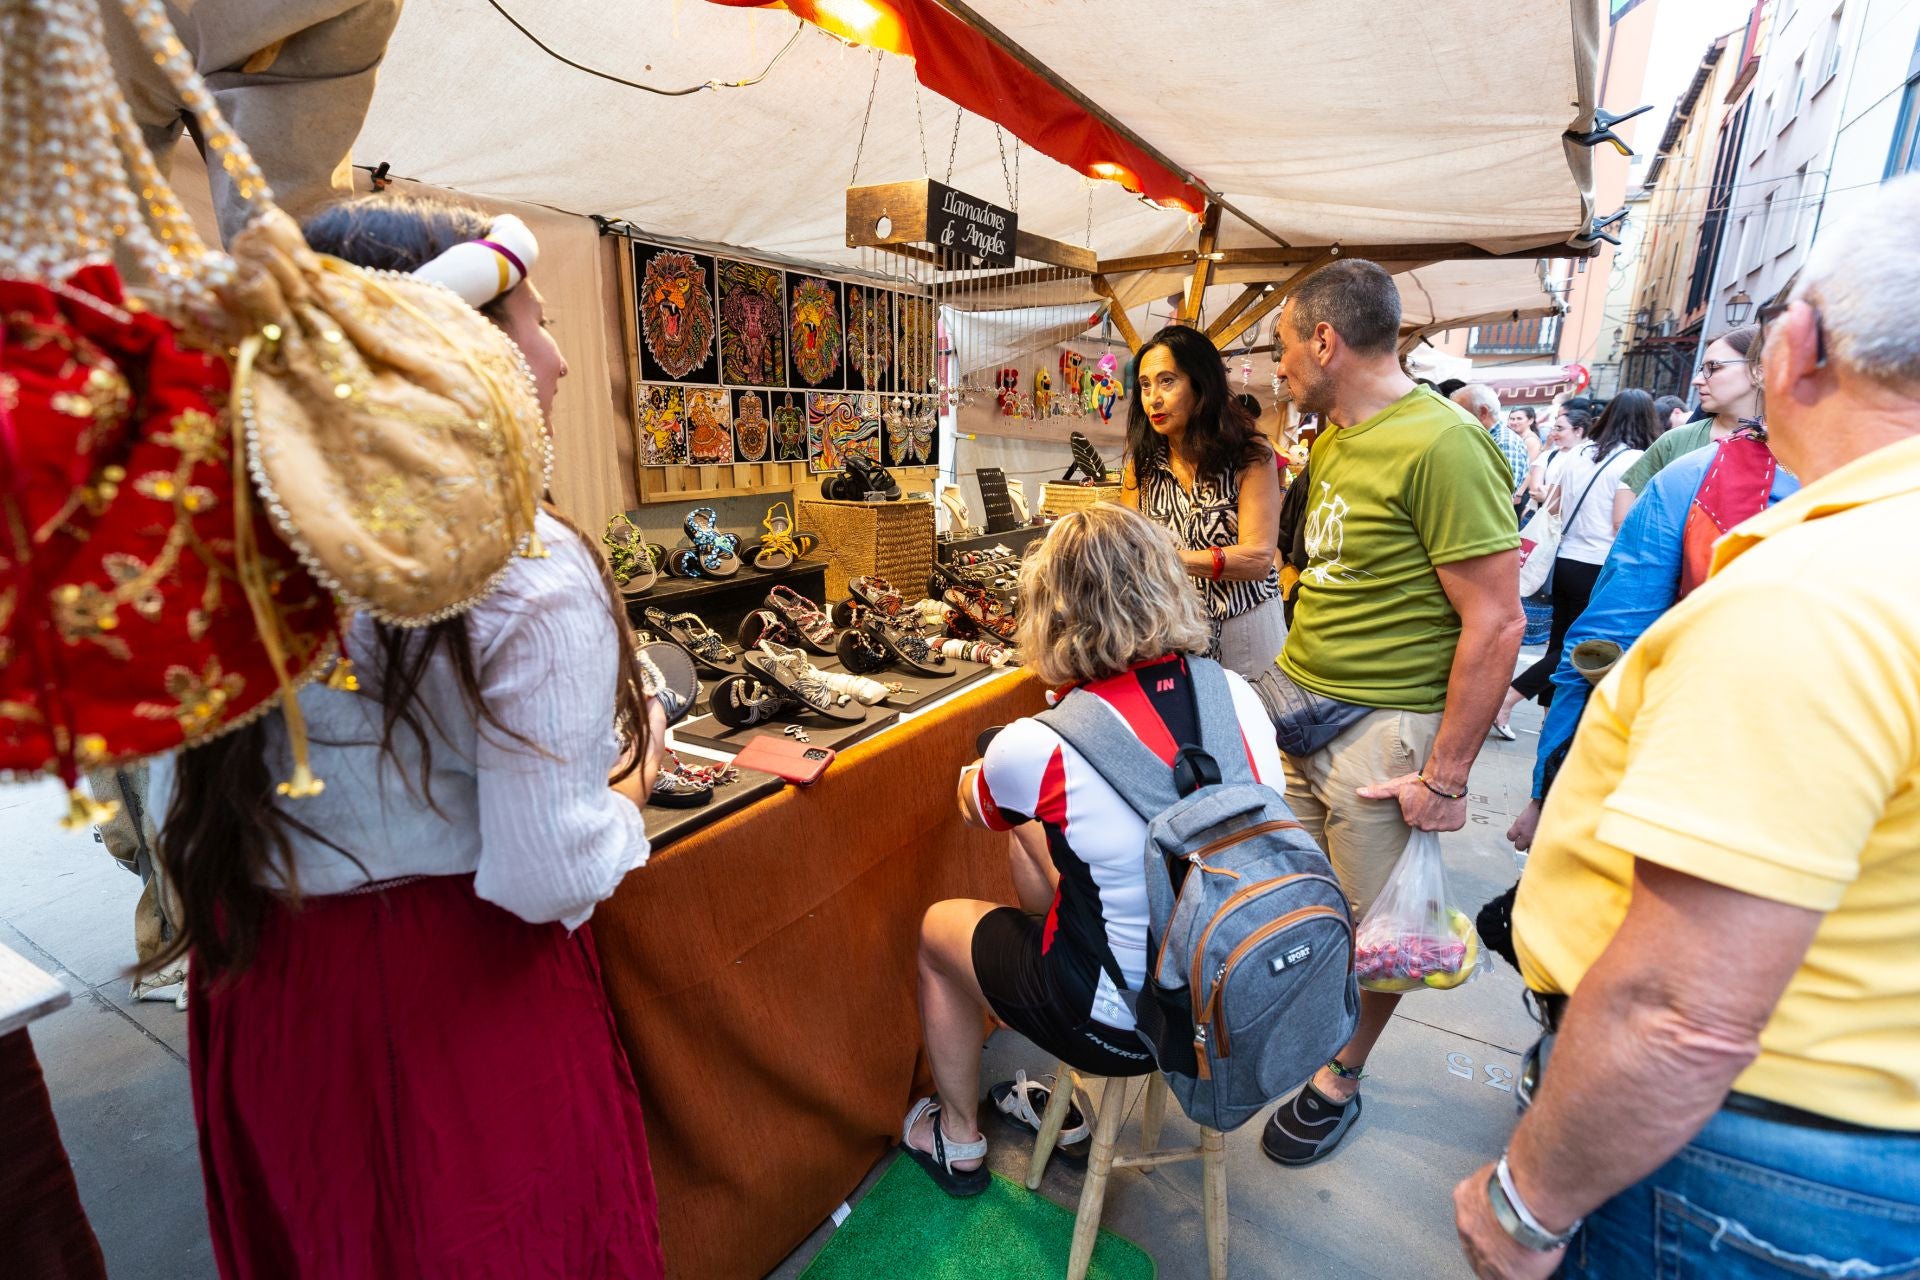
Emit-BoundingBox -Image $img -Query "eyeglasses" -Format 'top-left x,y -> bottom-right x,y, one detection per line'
1698,359 -> 1748,377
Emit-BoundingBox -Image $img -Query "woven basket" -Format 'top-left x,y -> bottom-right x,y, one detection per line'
797,499 -> 936,602
1041,482 -> 1124,516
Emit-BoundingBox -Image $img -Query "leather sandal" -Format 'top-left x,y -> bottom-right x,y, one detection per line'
901,1097 -> 989,1198
764,586 -> 838,655
863,615 -> 953,677
709,674 -> 787,729
941,585 -> 1018,643
643,608 -> 745,676
736,607 -> 797,652
744,641 -> 865,722
684,507 -> 741,576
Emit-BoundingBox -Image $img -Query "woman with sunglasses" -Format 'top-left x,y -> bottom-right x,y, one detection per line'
1611,325 -> 1763,527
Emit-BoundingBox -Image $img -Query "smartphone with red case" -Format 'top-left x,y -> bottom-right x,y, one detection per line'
733,734 -> 835,785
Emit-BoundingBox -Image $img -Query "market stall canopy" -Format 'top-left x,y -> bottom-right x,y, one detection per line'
350,0 -> 1600,275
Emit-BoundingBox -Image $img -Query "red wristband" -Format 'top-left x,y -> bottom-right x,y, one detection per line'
1210,546 -> 1226,580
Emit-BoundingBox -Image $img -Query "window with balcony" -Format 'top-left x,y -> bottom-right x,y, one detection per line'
1467,316 -> 1562,357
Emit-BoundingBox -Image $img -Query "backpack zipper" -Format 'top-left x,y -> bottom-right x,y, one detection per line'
1150,822 -> 1315,977
1202,906 -> 1352,1059
1186,871 -> 1346,1007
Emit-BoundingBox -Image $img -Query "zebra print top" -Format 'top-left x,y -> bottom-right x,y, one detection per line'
1136,460 -> 1281,641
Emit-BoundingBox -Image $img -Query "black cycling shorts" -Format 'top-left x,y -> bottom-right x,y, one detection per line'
971,907 -> 1154,1078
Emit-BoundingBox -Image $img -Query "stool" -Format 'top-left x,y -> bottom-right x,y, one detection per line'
1025,1064 -> 1228,1280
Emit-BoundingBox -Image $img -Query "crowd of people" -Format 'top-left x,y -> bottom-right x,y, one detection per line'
83,162 -> 1914,1279
919,173 -> 1920,1279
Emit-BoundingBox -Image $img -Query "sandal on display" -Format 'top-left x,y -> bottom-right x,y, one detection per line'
1061,431 -> 1112,485
649,770 -> 713,809
602,513 -> 658,596
709,674 -> 787,729
736,607 -> 796,652
835,626 -> 889,675
665,546 -> 703,579
764,585 -> 839,655
754,502 -> 805,571
829,574 -> 906,627
989,1070 -> 1093,1164
744,641 -> 867,723
865,615 -> 953,677
684,507 -> 742,576
901,1097 -> 990,1198
825,454 -> 902,502
635,640 -> 700,726
942,585 -> 1018,643
642,608 -> 745,676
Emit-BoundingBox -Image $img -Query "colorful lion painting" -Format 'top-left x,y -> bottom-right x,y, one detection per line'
718,262 -> 785,386
685,389 -> 733,464
845,286 -> 893,390
807,391 -> 881,474
789,276 -> 843,387
636,385 -> 687,466
734,391 -> 770,462
772,393 -> 808,462
640,249 -> 716,380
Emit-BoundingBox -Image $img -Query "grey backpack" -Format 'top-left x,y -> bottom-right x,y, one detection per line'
1038,658 -> 1358,1131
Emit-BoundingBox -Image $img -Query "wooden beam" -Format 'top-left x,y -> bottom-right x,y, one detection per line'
1097,250 -> 1199,275
925,0 -> 1292,248
1094,241 -> 1592,275
1184,203 -> 1223,324
1203,284 -> 1272,343
1089,275 -> 1143,352
1211,248 -> 1343,350
1015,230 -> 1096,274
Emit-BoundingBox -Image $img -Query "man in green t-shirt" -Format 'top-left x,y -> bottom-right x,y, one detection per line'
1254,259 -> 1524,1168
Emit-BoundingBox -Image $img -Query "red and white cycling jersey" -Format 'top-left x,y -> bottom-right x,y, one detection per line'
973,655 -> 1286,1030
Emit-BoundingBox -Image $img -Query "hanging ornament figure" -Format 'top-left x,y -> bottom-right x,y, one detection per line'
995,368 -> 1020,416
1091,352 -> 1121,422
1033,367 -> 1054,418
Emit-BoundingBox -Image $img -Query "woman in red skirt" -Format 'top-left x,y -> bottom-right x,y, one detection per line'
148,196 -> 667,1279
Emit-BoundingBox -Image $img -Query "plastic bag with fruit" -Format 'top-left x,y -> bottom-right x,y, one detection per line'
1352,831 -> 1482,992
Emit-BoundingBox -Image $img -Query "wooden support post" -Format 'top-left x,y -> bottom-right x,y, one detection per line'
1090,275 -> 1143,352
1203,283 -> 1274,343
1184,203 -> 1222,326
1211,248 -> 1343,351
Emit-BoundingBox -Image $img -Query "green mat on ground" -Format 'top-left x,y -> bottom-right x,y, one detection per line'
800,1154 -> 1156,1280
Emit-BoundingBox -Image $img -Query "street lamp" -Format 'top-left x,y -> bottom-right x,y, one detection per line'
1725,290 -> 1753,326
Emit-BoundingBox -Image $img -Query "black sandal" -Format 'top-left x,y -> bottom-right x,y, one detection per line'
901,1097 -> 990,1198
864,616 -> 954,677
643,609 -> 744,675
743,643 -> 865,722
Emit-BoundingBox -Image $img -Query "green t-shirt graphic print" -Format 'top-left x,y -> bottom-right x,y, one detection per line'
1279,387 -> 1521,713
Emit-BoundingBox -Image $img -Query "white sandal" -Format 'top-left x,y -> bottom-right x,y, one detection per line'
901,1096 -> 990,1197
990,1069 -> 1094,1148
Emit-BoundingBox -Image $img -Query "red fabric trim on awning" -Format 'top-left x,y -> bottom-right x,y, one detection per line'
705,0 -> 1204,211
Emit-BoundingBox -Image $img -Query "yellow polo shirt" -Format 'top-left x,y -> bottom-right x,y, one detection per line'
1515,434 -> 1920,1130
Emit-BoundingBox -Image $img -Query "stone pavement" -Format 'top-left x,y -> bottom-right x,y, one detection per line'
4,685 -> 1551,1280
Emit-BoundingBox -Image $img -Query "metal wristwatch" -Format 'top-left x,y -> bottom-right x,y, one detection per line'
1486,1154 -> 1580,1252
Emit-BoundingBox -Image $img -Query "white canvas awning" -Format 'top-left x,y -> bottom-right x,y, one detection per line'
351,0 -> 1600,272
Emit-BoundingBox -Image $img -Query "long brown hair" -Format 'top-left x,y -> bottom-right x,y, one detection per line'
152,195 -> 649,979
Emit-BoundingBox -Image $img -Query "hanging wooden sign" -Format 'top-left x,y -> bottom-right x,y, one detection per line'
846,178 -> 1093,273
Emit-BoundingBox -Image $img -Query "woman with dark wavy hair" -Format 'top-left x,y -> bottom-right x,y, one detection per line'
1121,324 -> 1284,676
149,195 -> 667,1278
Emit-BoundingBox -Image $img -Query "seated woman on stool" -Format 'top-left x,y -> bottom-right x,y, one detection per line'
902,503 -> 1290,1196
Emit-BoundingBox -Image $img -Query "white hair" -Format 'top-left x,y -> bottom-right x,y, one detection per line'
1452,382 -> 1503,424
1795,173 -> 1920,387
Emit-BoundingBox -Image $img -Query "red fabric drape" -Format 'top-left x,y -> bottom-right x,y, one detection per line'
707,0 -> 1205,210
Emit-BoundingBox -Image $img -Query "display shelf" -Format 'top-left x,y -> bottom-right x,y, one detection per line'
795,498 -> 935,601
641,765 -> 784,854
937,523 -> 1049,564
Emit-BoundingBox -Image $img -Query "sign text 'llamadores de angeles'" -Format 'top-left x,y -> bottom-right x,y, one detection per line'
927,181 -> 1017,268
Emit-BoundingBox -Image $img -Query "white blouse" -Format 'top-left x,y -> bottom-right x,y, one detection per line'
150,512 -> 648,930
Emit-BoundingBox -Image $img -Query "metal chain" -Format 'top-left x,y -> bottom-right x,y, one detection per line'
848,50 -> 882,186
945,106 -> 962,183
1086,186 -> 1095,249
1014,137 -> 1021,211
996,125 -> 1014,208
914,81 -> 929,176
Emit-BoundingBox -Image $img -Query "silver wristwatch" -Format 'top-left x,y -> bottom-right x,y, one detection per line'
1486,1155 -> 1580,1252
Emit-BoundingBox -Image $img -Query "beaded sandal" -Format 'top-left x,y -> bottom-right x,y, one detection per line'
764,585 -> 838,655
643,608 -> 744,676
684,507 -> 742,576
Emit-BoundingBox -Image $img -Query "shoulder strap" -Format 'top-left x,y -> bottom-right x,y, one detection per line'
1561,446 -> 1617,529
1037,688 -> 1180,823
1187,659 -> 1256,786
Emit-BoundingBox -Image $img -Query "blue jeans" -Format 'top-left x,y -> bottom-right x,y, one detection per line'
1559,1105 -> 1920,1278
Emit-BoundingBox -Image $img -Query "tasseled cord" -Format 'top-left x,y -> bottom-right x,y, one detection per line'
231,331 -> 323,797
